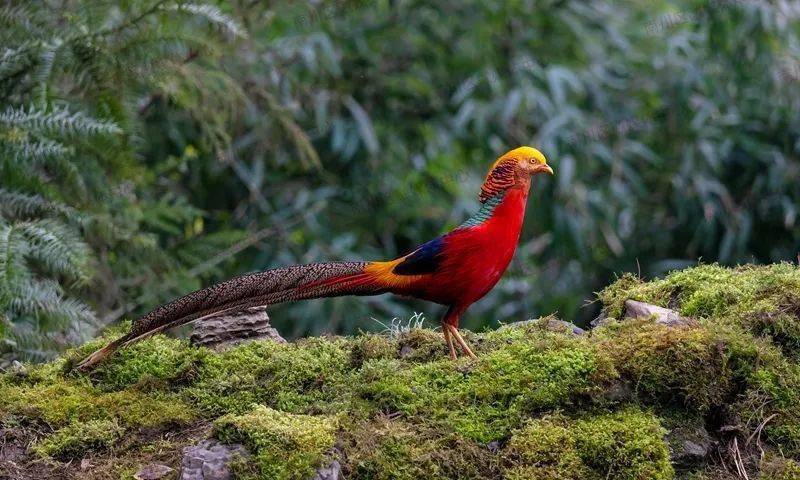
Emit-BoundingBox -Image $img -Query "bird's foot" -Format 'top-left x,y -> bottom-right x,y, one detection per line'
444,324 -> 477,360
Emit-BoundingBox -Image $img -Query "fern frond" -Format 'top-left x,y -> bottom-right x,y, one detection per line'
0,44 -> 37,79
165,3 -> 247,39
16,219 -> 92,284
0,135 -> 71,160
0,105 -> 122,136
0,4 -> 39,36
0,190 -> 74,219
0,221 -> 32,290
34,40 -> 61,85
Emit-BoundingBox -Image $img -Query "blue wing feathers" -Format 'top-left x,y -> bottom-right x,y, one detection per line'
392,236 -> 446,275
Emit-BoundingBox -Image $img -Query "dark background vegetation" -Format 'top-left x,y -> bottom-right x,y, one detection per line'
1,0 -> 798,365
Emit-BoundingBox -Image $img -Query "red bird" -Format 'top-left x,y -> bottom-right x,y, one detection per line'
77,146 -> 553,370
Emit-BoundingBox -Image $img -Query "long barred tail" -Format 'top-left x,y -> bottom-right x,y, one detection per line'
75,261 -> 384,371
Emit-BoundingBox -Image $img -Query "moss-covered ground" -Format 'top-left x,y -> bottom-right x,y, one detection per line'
2,264 -> 800,479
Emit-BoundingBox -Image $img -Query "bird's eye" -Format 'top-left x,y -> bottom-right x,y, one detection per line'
529,158 -> 536,164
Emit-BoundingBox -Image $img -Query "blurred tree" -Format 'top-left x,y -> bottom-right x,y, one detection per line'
2,0 -> 799,363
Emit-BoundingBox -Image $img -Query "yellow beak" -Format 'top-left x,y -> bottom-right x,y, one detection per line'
541,164 -> 554,175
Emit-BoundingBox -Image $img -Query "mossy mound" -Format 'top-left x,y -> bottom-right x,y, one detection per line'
503,409 -> 673,480
1,264 -> 800,479
214,406 -> 337,479
600,263 -> 800,358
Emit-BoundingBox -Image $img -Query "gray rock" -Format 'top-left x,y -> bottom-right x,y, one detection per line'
180,440 -> 249,480
623,300 -> 693,327
312,460 -> 341,480
398,344 -> 414,359
590,311 -> 610,329
134,464 -> 174,480
190,306 -> 286,350
667,425 -> 715,468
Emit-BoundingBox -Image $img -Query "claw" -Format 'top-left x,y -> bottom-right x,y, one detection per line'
443,325 -> 457,360
446,324 -> 477,359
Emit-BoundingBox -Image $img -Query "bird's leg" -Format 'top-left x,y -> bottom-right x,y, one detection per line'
442,323 -> 457,360
448,324 -> 477,359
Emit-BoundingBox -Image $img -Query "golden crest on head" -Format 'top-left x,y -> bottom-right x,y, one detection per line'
478,146 -> 552,202
487,146 -> 548,173
497,146 -> 547,166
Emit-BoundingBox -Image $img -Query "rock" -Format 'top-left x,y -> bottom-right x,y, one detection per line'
190,307 -> 286,350
487,441 -> 501,453
500,318 -> 585,335
667,425 -> 715,468
312,460 -> 341,480
134,463 -> 174,480
181,440 -> 249,480
10,361 -> 26,375
398,344 -> 414,359
623,300 -> 694,327
590,311 -> 610,329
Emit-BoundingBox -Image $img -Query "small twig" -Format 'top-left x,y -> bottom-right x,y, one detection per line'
747,412 -> 777,461
731,437 -> 749,480
747,413 -> 777,446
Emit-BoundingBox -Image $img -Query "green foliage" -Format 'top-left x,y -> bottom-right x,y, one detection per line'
214,405 -> 336,480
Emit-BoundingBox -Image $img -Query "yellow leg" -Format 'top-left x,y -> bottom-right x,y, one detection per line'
443,324 -> 457,360
448,324 -> 477,359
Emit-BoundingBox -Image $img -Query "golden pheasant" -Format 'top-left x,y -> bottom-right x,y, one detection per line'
77,146 -> 553,370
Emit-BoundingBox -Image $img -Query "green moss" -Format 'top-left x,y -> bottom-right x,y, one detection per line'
186,336 -> 354,415
214,405 -> 336,480
0,378 -> 194,428
87,335 -> 210,391
760,456 -> 800,480
600,264 -> 800,456
350,334 -> 396,366
592,319 -> 762,410
736,359 -> 800,455
572,410 -> 673,479
395,329 -> 448,361
343,419 -> 498,480
358,331 -> 614,442
505,409 -> 673,480
503,415 -> 591,479
34,419 -> 124,460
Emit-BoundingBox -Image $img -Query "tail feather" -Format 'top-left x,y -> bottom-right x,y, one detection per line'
75,261 -> 383,371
